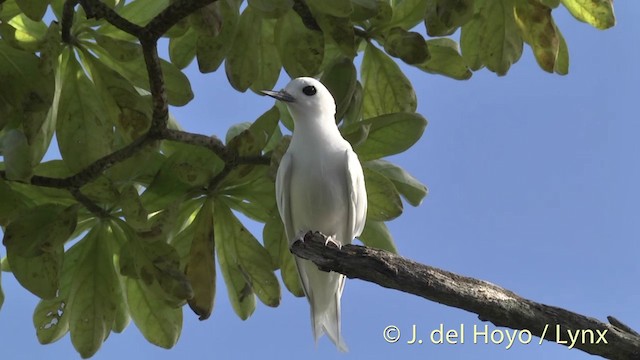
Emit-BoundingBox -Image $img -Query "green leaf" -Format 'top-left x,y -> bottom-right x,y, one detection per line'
382,27 -> 429,65
68,224 -> 120,358
214,202 -> 280,318
554,29 -> 569,75
311,10 -> 356,58
33,298 -> 69,344
515,0 -> 564,74
225,7 -> 261,92
275,9 -> 325,78
120,184 -> 148,229
343,80 -> 364,125
249,18 -> 282,93
55,49 -> 114,172
361,43 -> 416,118
460,0 -> 523,75
263,215 -> 304,297
342,112 -> 427,161
248,0 -> 293,18
307,0 -> 353,17
97,0 -> 169,39
248,106 -> 281,151
0,178 -> 30,226
424,0 -> 475,36
359,220 -> 397,253
2,204 -> 77,257
87,43 -> 194,106
1,128 -> 32,181
7,13 -> 48,50
351,0 -> 382,22
126,278 -> 183,348
220,168 -> 276,222
194,0 -> 240,73
186,198 -> 216,320
414,38 -> 472,80
364,168 -> 403,221
15,0 -> 48,21
365,159 -> 427,206
320,57 -> 357,121
560,0 -> 614,29
169,27 -> 197,69
384,0 -> 428,30
94,33 -> 142,63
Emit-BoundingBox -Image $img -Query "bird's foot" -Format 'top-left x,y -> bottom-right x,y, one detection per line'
324,236 -> 341,249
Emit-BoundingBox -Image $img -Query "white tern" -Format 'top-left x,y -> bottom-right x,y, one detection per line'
262,77 -> 367,351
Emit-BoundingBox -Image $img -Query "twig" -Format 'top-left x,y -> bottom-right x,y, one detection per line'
291,232 -> 640,360
79,0 -> 143,37
143,0 -> 218,41
69,188 -> 110,218
61,0 -> 79,44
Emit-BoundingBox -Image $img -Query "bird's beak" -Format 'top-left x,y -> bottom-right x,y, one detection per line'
261,89 -> 296,102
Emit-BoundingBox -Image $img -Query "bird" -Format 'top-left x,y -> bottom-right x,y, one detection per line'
262,77 -> 367,351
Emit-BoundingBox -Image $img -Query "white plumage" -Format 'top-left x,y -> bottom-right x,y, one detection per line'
263,77 -> 367,351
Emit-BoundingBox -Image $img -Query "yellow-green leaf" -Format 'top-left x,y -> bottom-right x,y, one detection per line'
365,159 -> 427,206
560,0 -> 614,29
307,0 -> 353,17
515,0 -> 562,73
359,220 -> 397,253
33,298 -> 69,344
249,18 -> 282,93
415,38 -> 472,80
364,168 -> 403,221
1,128 -> 32,181
342,112 -> 427,161
460,0 -> 523,75
225,7 -> 261,92
68,225 -> 120,359
126,278 -> 183,348
15,0 -> 48,21
169,27 -> 197,69
55,49 -> 114,172
361,43 -> 416,118
248,0 -> 293,18
0,271 -> 4,310
194,0 -> 240,73
424,0 -> 475,36
382,27 -> 429,65
263,215 -> 304,297
321,57 -> 357,121
186,198 -> 216,320
384,0 -> 427,30
275,9 -> 325,78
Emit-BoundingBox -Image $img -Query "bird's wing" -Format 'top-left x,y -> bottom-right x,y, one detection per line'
275,151 -> 295,242
345,149 -> 367,239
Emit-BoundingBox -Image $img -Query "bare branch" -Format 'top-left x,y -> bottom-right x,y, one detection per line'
69,188 -> 110,218
292,0 -> 321,31
141,40 -> 169,132
78,0 -> 143,37
144,0 -> 218,40
291,232 -> 640,360
158,129 -> 227,157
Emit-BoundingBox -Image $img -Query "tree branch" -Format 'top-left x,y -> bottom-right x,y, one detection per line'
291,232 -> 640,360
78,0 -> 143,37
143,0 -> 218,41
61,0 -> 79,44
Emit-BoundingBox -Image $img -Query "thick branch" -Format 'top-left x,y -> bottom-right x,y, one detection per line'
61,0 -> 79,44
144,0 -> 218,40
78,0 -> 143,37
291,232 -> 640,360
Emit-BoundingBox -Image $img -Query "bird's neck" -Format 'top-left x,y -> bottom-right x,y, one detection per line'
290,115 -> 342,147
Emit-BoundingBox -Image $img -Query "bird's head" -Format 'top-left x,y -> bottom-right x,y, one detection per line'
262,77 -> 336,123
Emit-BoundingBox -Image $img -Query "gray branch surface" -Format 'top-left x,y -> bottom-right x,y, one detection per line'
291,232 -> 640,360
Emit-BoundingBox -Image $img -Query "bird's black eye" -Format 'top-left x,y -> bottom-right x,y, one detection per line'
302,85 -> 316,96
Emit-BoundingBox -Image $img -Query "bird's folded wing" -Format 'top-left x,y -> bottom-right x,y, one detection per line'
275,151 -> 295,242
345,149 -> 367,239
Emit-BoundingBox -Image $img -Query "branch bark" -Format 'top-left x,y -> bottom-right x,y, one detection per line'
291,232 -> 640,360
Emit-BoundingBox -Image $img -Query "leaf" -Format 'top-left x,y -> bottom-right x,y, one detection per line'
186,198 -> 216,320
7,13 -> 48,51
0,179 -> 30,226
341,112 -> 427,161
263,215 -> 304,297
214,201 -> 280,318
248,0 -> 293,18
126,278 -> 183,348
364,168 -> 403,221
275,9 -> 325,78
359,220 -> 397,253
365,159 -> 427,206
68,224 -> 120,358
97,0 -> 169,39
1,128 -> 32,181
249,18 -> 282,93
248,106 -> 281,151
361,43 -> 416,118
169,27 -> 197,69
120,184 -> 148,229
514,0 -> 563,74
460,0 -> 523,75
2,204 -> 77,257
220,168 -> 276,222
310,10 -> 356,58
15,0 -> 48,21
554,29 -> 569,75
307,0 -> 353,17
343,80 -> 364,125
225,7 -> 261,92
560,0 -> 614,29
415,38 -> 472,80
384,0 -> 428,30
87,43 -> 194,106
33,298 -> 69,344
194,0 -> 240,73
94,33 -> 142,63
351,0 -> 383,22
55,48 -> 114,172
382,27 -> 430,65
320,57 -> 357,121
0,271 -> 4,310
424,0 -> 475,36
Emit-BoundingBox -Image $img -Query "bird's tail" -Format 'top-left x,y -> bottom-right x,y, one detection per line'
296,258 -> 348,352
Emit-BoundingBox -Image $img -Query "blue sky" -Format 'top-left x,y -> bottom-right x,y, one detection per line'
2,2 -> 639,359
